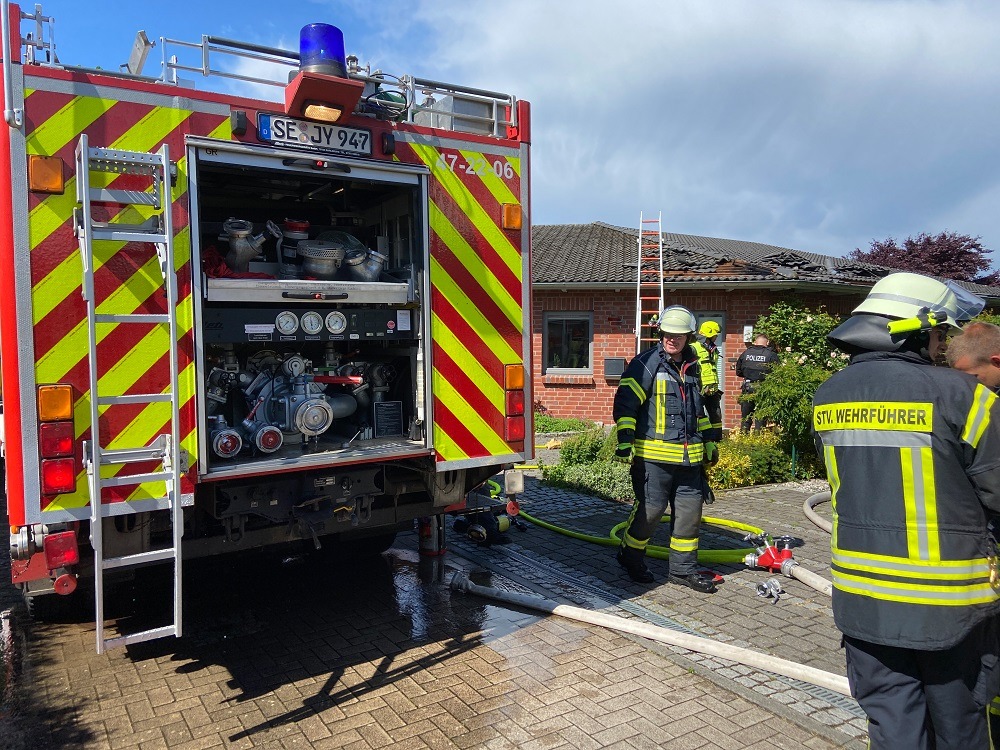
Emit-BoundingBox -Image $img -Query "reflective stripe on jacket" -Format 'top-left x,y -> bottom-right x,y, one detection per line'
813,350 -> 1000,649
690,337 -> 719,390
613,343 -> 718,465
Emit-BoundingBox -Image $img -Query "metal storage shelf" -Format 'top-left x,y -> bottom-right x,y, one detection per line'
204,276 -> 410,304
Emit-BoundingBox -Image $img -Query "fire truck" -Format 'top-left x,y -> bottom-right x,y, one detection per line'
0,2 -> 532,651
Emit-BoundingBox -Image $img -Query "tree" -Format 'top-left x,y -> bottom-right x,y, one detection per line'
849,232 -> 1000,285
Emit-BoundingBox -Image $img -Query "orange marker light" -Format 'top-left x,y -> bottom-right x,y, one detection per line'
504,364 -> 525,390
28,155 -> 65,194
502,203 -> 522,230
38,384 -> 73,422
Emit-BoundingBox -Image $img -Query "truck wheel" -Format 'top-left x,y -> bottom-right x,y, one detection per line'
22,585 -> 92,623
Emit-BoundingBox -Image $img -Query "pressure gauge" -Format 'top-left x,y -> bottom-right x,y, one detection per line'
275,310 -> 299,335
325,310 -> 347,335
301,310 -> 324,335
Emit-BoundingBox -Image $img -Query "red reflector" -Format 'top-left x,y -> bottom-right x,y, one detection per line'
505,416 -> 525,442
43,530 -> 80,568
39,421 -> 75,457
505,390 -> 525,416
41,458 -> 76,495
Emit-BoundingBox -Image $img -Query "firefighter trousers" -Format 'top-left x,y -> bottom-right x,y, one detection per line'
702,391 -> 723,432
622,459 -> 704,576
843,617 -> 1000,750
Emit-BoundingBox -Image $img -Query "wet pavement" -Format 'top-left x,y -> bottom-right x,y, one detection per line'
0,474 -> 864,749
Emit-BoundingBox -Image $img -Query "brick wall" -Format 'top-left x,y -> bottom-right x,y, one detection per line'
532,288 -> 862,430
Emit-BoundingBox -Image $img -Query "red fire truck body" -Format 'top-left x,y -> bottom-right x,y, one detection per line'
0,3 -> 532,650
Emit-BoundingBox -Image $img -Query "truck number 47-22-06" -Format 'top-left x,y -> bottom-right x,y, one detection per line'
435,153 -> 514,180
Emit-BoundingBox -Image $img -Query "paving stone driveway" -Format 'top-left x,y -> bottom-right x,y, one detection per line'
0,476 -> 864,750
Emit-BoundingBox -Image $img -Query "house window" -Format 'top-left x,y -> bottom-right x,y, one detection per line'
543,313 -> 593,373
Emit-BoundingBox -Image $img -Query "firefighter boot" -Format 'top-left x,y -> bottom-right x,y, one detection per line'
668,572 -> 717,594
616,546 -> 654,583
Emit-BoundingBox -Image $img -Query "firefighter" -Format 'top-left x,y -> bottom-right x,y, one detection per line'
812,272 -> 1000,750
735,333 -> 778,431
947,320 -> 1000,392
613,305 -> 721,592
691,320 -> 723,435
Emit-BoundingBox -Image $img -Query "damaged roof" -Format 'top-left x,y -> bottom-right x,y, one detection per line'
532,222 -> 1000,300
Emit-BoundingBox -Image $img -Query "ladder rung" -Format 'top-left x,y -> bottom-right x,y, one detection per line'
100,471 -> 172,487
95,313 -> 171,324
89,147 -> 165,170
97,393 -> 172,406
90,227 -> 168,244
90,188 -> 159,207
103,626 -> 178,650
103,548 -> 176,570
100,445 -> 168,465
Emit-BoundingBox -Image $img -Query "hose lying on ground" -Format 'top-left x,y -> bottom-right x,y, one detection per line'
450,572 -> 851,696
804,491 -> 833,534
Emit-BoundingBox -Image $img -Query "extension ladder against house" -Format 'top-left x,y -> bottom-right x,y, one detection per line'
75,135 -> 183,653
634,211 -> 665,354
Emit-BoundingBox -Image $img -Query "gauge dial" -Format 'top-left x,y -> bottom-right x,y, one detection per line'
301,311 -> 324,335
325,310 -> 347,335
275,310 -> 299,335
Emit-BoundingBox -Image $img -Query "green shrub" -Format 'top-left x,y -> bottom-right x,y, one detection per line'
540,459 -> 634,502
558,427 -> 607,465
708,430 -> 791,489
748,360 -> 833,455
753,300 -> 846,371
533,413 -> 596,433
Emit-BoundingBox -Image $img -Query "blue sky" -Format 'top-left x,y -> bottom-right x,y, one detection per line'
25,0 -> 1000,267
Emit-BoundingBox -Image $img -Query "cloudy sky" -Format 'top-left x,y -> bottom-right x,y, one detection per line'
32,0 -> 1000,264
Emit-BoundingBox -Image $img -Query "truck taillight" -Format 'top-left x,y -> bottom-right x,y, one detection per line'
41,458 -> 76,495
505,416 -> 525,442
503,364 -> 526,442
39,421 -> 74,457
505,390 -> 525,416
43,530 -> 80,568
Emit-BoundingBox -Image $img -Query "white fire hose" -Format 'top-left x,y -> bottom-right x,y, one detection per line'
450,572 -> 851,696
804,491 -> 834,534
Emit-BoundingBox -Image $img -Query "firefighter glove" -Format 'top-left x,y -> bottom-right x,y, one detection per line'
701,385 -> 718,397
614,443 -> 633,463
704,442 -> 719,466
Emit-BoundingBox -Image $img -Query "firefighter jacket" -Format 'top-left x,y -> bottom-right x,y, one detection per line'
613,343 -> 720,465
813,350 -> 1000,650
736,343 -> 778,386
690,336 -> 720,391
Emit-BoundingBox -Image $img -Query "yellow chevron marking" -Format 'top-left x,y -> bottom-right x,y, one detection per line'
432,421 -> 469,462
429,254 -> 520,364
25,94 -> 113,157
507,155 -> 521,178
410,142 -> 521,279
37,227 -> 193,382
429,200 -> 522,330
458,149 -> 519,206
432,366 -> 509,455
431,310 -> 504,412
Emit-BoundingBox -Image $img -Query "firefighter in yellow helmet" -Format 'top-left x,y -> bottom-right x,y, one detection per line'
690,320 -> 723,434
812,272 -> 1000,749
612,306 -> 721,592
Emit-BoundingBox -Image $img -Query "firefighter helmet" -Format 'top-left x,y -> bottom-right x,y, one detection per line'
853,272 -> 982,331
699,320 -> 721,338
657,306 -> 697,335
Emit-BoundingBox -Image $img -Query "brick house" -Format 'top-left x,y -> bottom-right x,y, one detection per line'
531,222 -> 1000,430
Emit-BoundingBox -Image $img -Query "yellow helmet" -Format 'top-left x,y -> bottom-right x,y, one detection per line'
699,320 -> 721,338
657,306 -> 697,335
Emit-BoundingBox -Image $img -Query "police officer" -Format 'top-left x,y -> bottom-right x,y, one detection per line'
613,306 -> 721,592
691,321 -> 723,435
735,333 -> 778,431
812,272 -> 1000,749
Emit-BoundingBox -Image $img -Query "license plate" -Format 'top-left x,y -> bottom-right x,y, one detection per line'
257,113 -> 372,156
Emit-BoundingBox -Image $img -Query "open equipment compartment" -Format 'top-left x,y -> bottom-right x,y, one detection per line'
189,141 -> 432,478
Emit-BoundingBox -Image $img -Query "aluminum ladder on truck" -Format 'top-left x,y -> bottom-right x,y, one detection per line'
75,135 -> 183,653
634,211 -> 665,355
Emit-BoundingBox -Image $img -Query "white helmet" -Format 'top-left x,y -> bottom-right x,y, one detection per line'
657,305 -> 697,335
853,272 -> 983,331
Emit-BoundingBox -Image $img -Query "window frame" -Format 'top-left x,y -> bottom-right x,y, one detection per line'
542,311 -> 594,375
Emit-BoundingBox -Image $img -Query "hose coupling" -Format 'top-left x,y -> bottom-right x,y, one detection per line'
449,572 -> 471,592
779,558 -> 799,577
